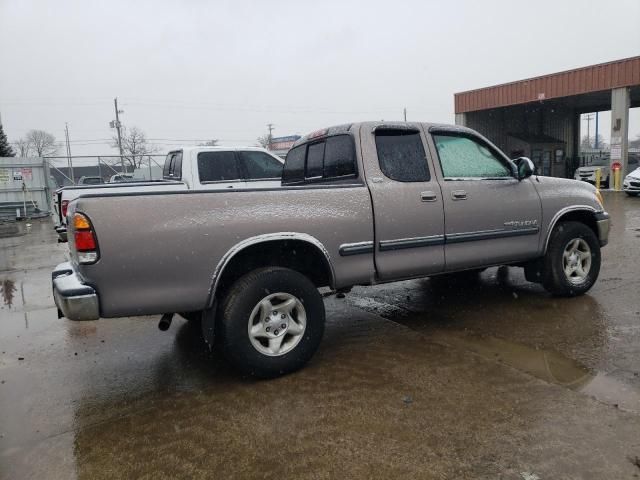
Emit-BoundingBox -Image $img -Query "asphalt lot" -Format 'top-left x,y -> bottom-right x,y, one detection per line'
1,191 -> 639,479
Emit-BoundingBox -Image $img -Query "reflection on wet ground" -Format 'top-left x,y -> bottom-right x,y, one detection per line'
0,279 -> 16,307
1,193 -> 640,479
348,269 -> 640,413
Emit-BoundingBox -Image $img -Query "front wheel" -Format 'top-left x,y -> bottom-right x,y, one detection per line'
542,221 -> 601,297
218,267 -> 325,378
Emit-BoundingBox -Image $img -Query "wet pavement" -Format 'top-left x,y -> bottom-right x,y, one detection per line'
1,192 -> 640,479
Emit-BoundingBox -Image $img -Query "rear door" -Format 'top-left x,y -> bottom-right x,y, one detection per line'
426,129 -> 542,271
196,151 -> 245,189
362,124 -> 445,280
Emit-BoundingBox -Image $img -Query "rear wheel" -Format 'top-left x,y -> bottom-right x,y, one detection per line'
542,221 -> 600,297
218,267 -> 325,378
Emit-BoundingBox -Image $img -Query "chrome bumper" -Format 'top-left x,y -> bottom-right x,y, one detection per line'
52,262 -> 100,320
595,212 -> 610,247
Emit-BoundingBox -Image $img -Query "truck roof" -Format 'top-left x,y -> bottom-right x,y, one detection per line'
291,121 -> 477,149
168,146 -> 281,157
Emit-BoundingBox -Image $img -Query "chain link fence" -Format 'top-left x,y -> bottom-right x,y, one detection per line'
44,155 -> 166,187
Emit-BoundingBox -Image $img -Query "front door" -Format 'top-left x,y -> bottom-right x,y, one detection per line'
361,124 -> 445,280
427,130 -> 542,271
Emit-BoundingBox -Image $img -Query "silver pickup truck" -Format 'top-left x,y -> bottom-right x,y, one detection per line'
53,122 -> 610,377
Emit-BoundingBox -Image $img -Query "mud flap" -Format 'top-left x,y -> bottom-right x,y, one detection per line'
201,300 -> 217,349
524,258 -> 544,283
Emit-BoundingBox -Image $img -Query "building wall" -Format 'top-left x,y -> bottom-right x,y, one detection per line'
464,104 -> 576,167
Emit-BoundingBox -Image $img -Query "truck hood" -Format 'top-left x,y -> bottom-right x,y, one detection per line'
532,175 -> 602,212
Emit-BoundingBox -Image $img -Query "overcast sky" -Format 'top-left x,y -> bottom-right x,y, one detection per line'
1,0 -> 639,157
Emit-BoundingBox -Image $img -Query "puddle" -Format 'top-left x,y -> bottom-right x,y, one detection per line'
0,223 -> 21,239
432,331 -> 640,413
350,295 -> 640,413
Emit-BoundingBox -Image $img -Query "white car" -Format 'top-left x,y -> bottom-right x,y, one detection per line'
108,174 -> 134,183
574,158 -> 611,188
575,156 -> 639,189
623,167 -> 640,196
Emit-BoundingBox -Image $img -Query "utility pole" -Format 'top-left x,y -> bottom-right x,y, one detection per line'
65,123 -> 74,184
584,113 -> 594,148
403,107 -> 407,122
594,112 -> 599,149
266,123 -> 274,150
113,97 -> 125,173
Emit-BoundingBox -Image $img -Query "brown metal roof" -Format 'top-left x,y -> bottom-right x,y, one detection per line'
455,56 -> 640,113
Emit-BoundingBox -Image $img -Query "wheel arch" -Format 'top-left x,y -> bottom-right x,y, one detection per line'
207,233 -> 336,307
543,206 -> 599,254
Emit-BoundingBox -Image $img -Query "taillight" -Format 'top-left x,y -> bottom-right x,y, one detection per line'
61,200 -> 69,218
73,213 -> 99,264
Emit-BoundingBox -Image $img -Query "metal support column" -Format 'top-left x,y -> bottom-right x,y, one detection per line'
610,87 -> 630,190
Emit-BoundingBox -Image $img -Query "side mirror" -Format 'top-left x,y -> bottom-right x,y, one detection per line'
513,157 -> 535,180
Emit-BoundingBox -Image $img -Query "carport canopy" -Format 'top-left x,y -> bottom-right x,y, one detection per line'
454,56 -> 640,186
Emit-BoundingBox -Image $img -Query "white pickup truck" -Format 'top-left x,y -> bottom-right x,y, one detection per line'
54,146 -> 284,241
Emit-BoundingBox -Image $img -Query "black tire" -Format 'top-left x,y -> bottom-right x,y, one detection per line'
542,221 -> 601,297
626,192 -> 639,197
218,267 -> 325,378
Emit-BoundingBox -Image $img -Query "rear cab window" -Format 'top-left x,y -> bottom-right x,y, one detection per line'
163,151 -> 183,180
282,134 -> 358,185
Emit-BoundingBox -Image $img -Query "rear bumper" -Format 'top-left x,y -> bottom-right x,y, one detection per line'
52,262 -> 100,320
595,212 -> 610,247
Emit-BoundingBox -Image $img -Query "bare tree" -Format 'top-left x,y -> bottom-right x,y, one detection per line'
111,126 -> 158,170
581,134 -> 608,150
198,139 -> 219,147
13,138 -> 33,157
256,134 -> 271,149
24,129 -> 57,157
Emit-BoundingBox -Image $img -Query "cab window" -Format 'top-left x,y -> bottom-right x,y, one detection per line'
433,134 -> 511,179
239,151 -> 283,180
375,129 -> 429,182
282,134 -> 357,185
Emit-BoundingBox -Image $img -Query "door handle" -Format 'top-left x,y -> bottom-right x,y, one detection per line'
420,191 -> 437,202
451,190 -> 467,200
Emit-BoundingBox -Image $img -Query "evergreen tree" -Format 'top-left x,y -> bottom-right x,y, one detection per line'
0,123 -> 15,157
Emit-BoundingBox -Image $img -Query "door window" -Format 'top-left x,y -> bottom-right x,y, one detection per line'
238,151 -> 283,180
433,134 -> 511,179
197,151 -> 240,182
375,129 -> 429,182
